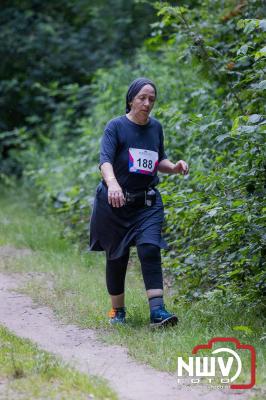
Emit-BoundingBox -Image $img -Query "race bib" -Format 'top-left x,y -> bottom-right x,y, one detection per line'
129,148 -> 158,175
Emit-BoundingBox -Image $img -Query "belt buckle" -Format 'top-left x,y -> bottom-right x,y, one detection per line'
125,190 -> 134,205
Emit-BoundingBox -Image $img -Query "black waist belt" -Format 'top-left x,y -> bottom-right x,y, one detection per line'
124,188 -> 156,207
101,181 -> 156,207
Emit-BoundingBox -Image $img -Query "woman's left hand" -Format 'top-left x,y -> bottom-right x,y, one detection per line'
172,160 -> 189,175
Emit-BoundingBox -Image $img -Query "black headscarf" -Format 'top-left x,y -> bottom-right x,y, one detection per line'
126,77 -> 157,113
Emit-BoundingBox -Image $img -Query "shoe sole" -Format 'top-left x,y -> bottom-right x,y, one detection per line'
109,319 -> 126,325
150,315 -> 178,328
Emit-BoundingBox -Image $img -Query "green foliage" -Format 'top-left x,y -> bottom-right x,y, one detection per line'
0,0 -> 156,175
148,0 -> 266,306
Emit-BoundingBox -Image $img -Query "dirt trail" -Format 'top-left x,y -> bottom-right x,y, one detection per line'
0,247 -> 250,400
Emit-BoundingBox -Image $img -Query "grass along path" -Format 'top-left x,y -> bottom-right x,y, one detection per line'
0,325 -> 116,400
1,272 -> 192,400
0,188 -> 265,398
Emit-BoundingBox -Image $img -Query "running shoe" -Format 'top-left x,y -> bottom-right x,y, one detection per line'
150,306 -> 178,328
108,307 -> 126,325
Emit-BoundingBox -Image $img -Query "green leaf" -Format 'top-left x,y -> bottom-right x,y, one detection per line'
259,19 -> 266,32
227,269 -> 243,277
237,44 -> 248,56
216,133 -> 230,143
255,46 -> 266,60
238,125 -> 257,134
251,80 -> 266,90
232,200 -> 245,207
232,326 -> 253,334
231,116 -> 240,134
207,209 -> 218,217
248,114 -> 262,124
237,19 -> 259,34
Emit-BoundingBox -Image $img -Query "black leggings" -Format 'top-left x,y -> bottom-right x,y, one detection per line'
106,244 -> 163,295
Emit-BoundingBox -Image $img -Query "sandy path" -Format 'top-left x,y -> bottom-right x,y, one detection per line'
0,247 -> 251,400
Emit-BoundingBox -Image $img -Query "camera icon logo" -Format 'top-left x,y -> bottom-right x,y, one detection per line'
177,337 -> 256,389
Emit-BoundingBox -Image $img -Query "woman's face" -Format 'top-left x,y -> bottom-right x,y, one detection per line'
129,84 -> 156,117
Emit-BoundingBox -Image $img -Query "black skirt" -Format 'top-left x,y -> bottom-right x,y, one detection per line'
89,182 -> 168,260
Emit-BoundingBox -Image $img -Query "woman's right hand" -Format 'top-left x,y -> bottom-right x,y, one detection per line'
108,181 -> 125,208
